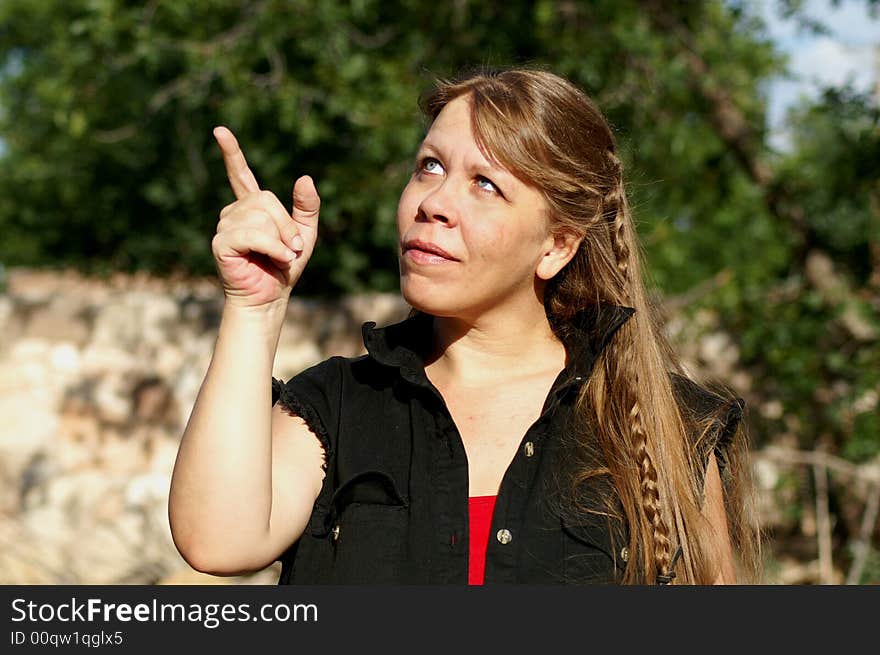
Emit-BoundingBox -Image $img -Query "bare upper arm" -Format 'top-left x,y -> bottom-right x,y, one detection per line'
257,402 -> 327,567
702,452 -> 737,584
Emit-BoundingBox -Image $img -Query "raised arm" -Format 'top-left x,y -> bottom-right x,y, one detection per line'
168,127 -> 326,575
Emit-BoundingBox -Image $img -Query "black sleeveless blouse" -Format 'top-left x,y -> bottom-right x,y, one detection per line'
271,305 -> 744,584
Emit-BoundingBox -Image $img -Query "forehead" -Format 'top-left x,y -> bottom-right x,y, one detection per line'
421,96 -> 505,171
429,95 -> 473,134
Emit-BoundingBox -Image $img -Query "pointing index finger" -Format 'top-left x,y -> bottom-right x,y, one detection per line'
213,126 -> 260,199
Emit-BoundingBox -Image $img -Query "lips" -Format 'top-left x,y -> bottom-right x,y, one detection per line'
402,239 -> 459,261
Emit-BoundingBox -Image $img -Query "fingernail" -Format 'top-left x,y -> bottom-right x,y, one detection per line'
291,235 -> 304,251
284,248 -> 297,261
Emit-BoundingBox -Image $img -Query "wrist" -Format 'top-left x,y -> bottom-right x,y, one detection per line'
220,297 -> 289,332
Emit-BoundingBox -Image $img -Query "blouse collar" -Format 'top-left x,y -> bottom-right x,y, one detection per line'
361,304 -> 636,397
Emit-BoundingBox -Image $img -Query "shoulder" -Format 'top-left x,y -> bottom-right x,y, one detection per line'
670,373 -> 745,425
274,354 -> 396,417
669,372 -> 746,475
273,356 -> 345,406
272,353 -> 395,454
273,354 -> 390,398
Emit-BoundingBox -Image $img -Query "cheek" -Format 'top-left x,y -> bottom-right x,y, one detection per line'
461,212 -> 510,259
396,182 -> 418,232
483,227 -> 512,256
465,219 -> 531,265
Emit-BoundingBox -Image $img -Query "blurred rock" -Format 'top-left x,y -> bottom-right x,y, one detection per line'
25,295 -> 91,345
0,268 -> 414,584
0,388 -> 58,513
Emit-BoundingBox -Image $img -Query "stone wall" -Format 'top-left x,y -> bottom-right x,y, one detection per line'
0,268 -> 408,584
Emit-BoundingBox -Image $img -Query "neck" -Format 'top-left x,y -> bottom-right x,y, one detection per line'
425,298 -> 566,385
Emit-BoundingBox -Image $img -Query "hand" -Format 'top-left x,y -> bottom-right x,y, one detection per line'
211,126 -> 320,309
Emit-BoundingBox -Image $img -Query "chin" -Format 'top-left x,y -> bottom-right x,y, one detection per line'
399,276 -> 462,317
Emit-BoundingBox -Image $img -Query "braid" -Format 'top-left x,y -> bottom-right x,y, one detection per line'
604,147 -> 676,583
631,396 -> 674,578
603,151 -> 631,295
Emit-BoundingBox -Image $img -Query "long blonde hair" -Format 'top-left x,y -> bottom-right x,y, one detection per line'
420,67 -> 762,584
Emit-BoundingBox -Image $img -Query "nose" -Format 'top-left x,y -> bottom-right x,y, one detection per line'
417,181 -> 460,227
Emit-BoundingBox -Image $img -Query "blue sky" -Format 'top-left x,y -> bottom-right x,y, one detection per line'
755,0 -> 879,149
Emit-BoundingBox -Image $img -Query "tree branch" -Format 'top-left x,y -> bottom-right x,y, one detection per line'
755,446 -> 880,483
845,482 -> 880,584
640,0 -> 814,256
813,461 -> 834,584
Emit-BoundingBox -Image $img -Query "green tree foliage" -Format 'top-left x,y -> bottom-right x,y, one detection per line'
0,0 -> 784,296
733,87 -> 880,462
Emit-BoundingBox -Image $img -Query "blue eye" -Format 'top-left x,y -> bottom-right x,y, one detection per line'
420,157 -> 445,175
476,176 -> 498,194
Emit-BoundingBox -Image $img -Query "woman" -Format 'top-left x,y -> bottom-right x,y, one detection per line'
169,67 -> 762,585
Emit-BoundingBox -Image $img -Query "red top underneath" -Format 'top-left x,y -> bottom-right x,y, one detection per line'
468,495 -> 498,585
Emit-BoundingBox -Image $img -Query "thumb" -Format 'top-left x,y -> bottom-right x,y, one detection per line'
291,175 -> 320,230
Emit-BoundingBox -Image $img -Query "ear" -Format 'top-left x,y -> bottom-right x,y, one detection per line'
536,229 -> 583,281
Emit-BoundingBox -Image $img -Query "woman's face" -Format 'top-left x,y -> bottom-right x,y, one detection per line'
397,95 -> 557,320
